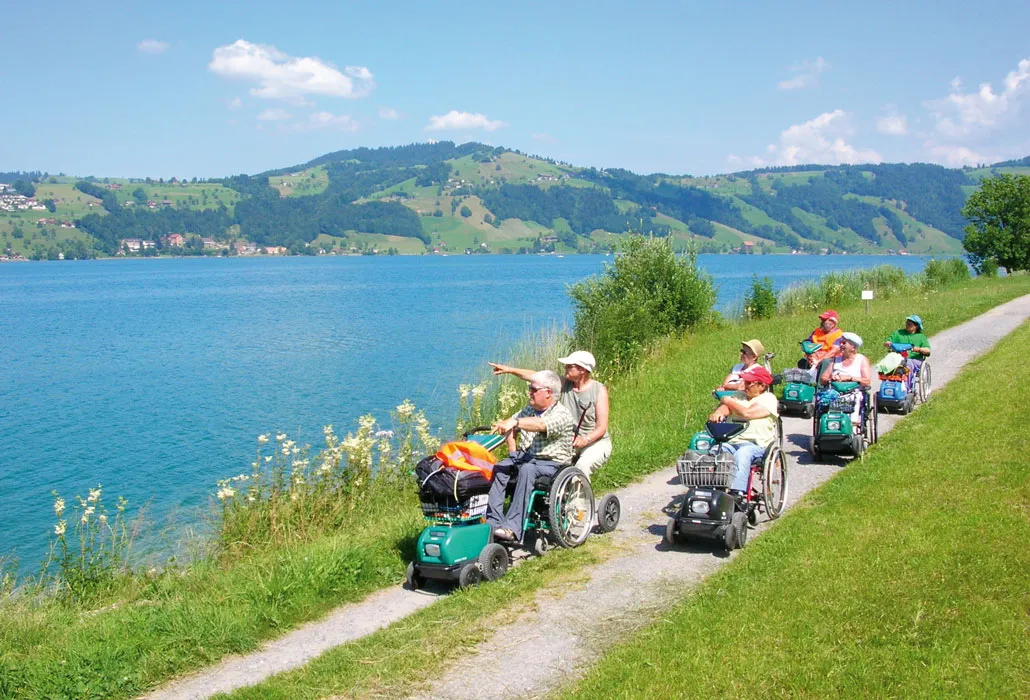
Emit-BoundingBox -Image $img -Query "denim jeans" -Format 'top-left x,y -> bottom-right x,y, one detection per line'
723,442 -> 766,492
905,358 -> 923,391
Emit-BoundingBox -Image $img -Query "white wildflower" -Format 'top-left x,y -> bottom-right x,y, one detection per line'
53,497 -> 65,518
54,520 -> 66,537
88,487 -> 101,504
375,429 -> 395,438
258,434 -> 269,444
276,433 -> 287,442
459,384 -> 471,399
98,514 -> 108,525
359,414 -> 376,431
323,425 -> 334,437
264,455 -> 273,463
217,486 -> 236,501
471,384 -> 486,398
396,400 -> 415,418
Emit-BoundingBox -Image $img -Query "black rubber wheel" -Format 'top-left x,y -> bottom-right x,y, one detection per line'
723,518 -> 738,551
865,394 -> 879,445
524,530 -> 547,556
405,561 -> 426,591
547,467 -> 594,548
747,505 -> 758,526
458,562 -> 481,589
478,543 -> 509,581
597,494 -> 621,533
852,432 -> 864,457
732,512 -> 748,549
762,446 -> 788,519
665,517 -> 679,546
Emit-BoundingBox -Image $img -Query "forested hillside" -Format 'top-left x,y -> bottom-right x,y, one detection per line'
5,142 -> 1028,258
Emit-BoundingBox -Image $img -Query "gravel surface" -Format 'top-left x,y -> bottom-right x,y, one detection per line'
142,294 -> 1030,700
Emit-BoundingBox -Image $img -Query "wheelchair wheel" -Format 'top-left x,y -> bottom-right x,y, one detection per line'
917,361 -> 932,403
458,562 -> 481,589
548,467 -> 594,548
864,394 -> 879,445
665,517 -> 679,546
597,494 -> 621,533
762,445 -> 788,519
478,543 -> 509,581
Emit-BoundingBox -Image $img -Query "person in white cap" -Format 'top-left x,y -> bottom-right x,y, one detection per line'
820,331 -> 871,426
489,350 -> 611,479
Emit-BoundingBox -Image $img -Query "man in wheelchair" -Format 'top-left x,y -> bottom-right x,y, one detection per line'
486,370 -> 574,543
707,366 -> 779,504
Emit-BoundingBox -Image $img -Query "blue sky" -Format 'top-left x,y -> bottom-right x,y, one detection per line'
2,0 -> 1028,178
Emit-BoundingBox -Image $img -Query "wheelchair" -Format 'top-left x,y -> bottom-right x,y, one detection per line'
666,420 -> 788,551
811,382 -> 878,460
519,462 -> 621,555
877,343 -> 933,414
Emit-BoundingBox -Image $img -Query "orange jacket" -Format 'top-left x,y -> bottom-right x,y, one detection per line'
435,441 -> 497,480
808,327 -> 843,363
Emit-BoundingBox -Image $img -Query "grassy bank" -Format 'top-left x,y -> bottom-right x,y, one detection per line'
560,321 -> 1030,698
1,273 -> 1028,698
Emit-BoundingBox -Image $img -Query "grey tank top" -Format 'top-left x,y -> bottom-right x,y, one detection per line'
560,379 -> 609,440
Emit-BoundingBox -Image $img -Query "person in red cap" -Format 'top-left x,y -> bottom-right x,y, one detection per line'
708,366 -> 779,500
801,309 -> 844,374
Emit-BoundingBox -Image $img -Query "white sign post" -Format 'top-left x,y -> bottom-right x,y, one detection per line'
862,288 -> 874,313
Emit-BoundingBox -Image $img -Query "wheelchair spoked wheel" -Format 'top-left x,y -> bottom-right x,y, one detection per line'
762,445 -> 788,519
597,494 -> 621,533
917,361 -> 932,403
864,394 -> 879,446
548,467 -> 595,548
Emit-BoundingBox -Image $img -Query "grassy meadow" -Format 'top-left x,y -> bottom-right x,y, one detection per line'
560,319 -> 1030,699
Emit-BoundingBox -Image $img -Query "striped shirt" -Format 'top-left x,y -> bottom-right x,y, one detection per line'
512,401 -> 574,464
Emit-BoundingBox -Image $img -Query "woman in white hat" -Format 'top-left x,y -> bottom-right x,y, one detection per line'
820,331 -> 871,426
489,350 -> 611,479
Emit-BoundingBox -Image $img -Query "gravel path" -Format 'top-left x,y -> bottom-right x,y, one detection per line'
143,294 -> 1030,700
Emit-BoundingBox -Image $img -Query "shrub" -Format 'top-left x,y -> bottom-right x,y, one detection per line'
923,258 -> 971,288
977,257 -> 1000,277
743,274 -> 777,319
568,235 -> 716,377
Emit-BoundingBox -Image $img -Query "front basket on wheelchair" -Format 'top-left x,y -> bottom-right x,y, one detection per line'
676,450 -> 734,488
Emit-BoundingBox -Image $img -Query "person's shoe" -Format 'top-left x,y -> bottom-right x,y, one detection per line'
493,527 -> 516,542
728,490 -> 747,512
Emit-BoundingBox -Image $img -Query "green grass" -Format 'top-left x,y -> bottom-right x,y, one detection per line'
217,542 -> 604,699
1,274 -> 1027,698
267,166 -> 328,198
559,319 -> 1030,699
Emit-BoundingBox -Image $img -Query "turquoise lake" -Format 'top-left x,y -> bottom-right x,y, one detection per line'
1,254 -> 935,565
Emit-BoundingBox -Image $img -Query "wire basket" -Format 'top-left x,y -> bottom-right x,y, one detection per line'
676,450 -> 734,488
827,398 -> 856,413
419,493 -> 488,522
783,367 -> 814,384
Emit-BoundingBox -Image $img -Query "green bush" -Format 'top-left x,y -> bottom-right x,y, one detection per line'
568,235 -> 716,377
923,258 -> 971,289
743,274 -> 777,319
977,257 -> 1000,277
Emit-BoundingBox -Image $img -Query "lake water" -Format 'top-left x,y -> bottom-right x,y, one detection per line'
0,253 -> 934,566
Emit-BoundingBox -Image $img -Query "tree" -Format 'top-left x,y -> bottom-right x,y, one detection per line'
962,174 -> 1030,273
460,205 -> 472,218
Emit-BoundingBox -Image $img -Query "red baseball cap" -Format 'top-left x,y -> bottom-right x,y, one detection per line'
740,366 -> 774,386
819,309 -> 839,322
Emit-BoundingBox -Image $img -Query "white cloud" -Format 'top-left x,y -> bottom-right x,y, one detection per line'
753,109 -> 882,166
137,39 -> 169,55
378,106 -> 400,120
257,108 -> 292,121
924,143 -> 987,167
925,58 -> 1030,137
876,106 -> 909,135
289,111 -> 360,132
227,97 -> 243,110
208,40 -> 374,102
426,110 -> 508,132
777,57 -> 830,91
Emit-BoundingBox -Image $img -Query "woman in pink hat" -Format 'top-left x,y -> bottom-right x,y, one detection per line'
489,350 -> 611,479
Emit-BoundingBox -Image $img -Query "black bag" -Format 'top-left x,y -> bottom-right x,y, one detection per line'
415,455 -> 492,502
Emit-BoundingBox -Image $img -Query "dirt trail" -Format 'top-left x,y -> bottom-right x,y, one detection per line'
144,294 -> 1030,700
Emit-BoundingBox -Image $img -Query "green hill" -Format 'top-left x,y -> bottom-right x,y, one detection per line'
5,144 -> 1018,259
